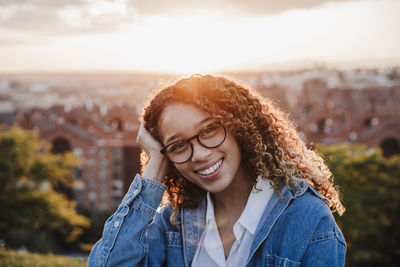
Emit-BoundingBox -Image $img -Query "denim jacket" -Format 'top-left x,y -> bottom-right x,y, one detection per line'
89,174 -> 346,267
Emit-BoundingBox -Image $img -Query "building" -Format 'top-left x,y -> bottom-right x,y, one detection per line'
258,79 -> 400,157
17,102 -> 141,212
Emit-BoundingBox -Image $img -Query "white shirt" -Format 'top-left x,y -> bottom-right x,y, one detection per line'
191,177 -> 274,267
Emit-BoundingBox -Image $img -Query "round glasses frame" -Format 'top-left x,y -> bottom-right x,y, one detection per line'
160,122 -> 227,164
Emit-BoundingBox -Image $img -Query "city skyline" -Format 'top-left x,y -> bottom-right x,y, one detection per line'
0,0 -> 400,73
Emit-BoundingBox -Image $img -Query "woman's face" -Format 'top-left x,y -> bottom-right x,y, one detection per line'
158,102 -> 246,194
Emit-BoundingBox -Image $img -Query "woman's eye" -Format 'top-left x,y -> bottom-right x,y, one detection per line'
168,142 -> 187,153
201,124 -> 219,137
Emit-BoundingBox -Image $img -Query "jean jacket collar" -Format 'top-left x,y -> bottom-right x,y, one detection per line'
179,180 -> 323,266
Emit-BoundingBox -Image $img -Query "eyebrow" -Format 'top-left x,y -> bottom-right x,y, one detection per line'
164,117 -> 215,145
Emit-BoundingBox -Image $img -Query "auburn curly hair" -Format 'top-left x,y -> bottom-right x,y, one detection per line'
141,74 -> 345,222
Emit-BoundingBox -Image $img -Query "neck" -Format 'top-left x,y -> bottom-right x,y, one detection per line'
211,166 -> 253,215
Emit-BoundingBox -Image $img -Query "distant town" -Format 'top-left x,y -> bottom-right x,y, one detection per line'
1,67 -> 399,212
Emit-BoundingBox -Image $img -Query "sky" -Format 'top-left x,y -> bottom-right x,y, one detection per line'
0,0 -> 399,74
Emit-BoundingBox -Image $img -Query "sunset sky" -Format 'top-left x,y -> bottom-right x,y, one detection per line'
0,0 -> 399,73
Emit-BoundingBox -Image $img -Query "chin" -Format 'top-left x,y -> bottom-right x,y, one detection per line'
200,179 -> 232,194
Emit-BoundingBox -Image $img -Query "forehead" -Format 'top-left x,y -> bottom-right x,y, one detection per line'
158,103 -> 212,143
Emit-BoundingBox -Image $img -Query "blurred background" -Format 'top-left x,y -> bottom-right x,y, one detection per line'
0,0 -> 399,266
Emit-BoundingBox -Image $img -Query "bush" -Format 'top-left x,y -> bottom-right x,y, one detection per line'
0,126 -> 90,253
318,144 -> 400,266
0,249 -> 87,267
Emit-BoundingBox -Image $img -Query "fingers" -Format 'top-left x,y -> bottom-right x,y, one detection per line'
136,120 -> 169,181
136,120 -> 163,156
136,121 -> 145,144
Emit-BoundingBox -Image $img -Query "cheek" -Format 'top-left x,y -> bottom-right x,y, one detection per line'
225,133 -> 242,155
173,163 -> 191,179
173,163 -> 203,187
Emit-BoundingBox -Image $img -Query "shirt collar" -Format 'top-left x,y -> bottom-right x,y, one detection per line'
237,177 -> 274,235
205,191 -> 217,229
205,176 -> 275,235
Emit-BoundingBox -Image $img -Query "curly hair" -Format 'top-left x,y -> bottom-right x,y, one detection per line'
141,74 -> 345,222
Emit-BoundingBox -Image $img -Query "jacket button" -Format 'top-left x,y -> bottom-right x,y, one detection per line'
114,221 -> 120,228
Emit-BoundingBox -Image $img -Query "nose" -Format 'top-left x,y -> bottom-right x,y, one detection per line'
190,140 -> 212,162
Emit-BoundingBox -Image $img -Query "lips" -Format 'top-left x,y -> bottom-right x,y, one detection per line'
195,158 -> 224,176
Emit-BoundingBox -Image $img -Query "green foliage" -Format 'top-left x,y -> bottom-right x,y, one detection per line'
0,249 -> 87,267
0,127 -> 90,253
318,144 -> 400,266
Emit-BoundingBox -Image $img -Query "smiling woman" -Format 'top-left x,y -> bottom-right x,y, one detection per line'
89,74 -> 346,267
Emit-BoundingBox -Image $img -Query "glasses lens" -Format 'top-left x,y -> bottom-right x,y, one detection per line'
199,123 -> 226,148
164,122 -> 226,164
165,140 -> 191,163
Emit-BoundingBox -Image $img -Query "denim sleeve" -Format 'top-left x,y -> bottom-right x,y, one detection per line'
88,174 -> 167,267
301,224 -> 346,267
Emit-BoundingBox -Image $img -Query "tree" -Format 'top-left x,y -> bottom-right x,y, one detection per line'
318,144 -> 400,266
0,126 -> 90,253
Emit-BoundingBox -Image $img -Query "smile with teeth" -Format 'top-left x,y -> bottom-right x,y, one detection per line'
197,159 -> 223,176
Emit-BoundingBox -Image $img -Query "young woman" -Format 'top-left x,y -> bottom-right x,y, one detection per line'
89,74 -> 346,267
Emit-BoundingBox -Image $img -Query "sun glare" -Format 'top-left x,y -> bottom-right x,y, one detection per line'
1,1 -> 399,73
119,12 -> 254,73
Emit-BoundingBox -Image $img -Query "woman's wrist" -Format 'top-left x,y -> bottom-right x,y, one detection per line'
142,153 -> 168,183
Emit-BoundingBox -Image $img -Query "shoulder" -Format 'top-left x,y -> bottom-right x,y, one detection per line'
290,185 -> 332,218
282,184 -> 346,245
282,182 -> 335,225
278,180 -> 333,220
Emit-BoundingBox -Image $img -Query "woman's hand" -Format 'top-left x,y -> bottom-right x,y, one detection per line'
136,120 -> 163,156
136,121 -> 168,182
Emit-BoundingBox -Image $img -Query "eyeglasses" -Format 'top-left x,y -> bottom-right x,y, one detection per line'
160,122 -> 226,164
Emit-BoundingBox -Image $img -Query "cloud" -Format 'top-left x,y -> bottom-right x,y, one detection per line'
0,0 -> 133,36
0,0 -> 89,8
0,37 -> 46,46
0,0 -> 381,39
128,0 -> 363,16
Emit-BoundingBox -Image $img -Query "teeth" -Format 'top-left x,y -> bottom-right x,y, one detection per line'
198,159 -> 222,175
